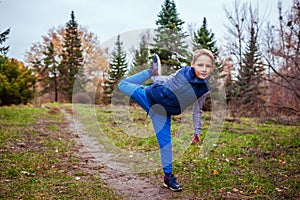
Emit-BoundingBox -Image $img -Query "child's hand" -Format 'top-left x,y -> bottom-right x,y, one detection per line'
191,134 -> 201,145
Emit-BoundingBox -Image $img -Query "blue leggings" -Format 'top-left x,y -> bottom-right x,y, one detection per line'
118,70 -> 172,174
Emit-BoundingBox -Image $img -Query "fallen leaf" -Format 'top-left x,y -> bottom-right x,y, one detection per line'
279,160 -> 286,165
213,170 -> 219,175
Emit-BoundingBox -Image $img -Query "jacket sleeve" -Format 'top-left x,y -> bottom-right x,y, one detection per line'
192,92 -> 209,134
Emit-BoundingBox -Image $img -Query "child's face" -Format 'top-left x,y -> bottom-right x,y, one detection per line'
191,55 -> 214,79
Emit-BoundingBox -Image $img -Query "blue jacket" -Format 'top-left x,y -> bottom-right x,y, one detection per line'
145,66 -> 209,115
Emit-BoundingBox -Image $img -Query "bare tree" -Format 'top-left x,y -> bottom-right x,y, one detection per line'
224,1 -> 267,117
262,0 -> 300,118
224,0 -> 248,68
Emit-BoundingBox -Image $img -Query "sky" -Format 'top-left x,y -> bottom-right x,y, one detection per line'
0,0 -> 292,62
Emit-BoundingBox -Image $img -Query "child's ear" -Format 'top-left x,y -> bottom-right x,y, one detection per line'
190,62 -> 194,67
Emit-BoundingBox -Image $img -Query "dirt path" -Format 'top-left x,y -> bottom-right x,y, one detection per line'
63,110 -> 191,200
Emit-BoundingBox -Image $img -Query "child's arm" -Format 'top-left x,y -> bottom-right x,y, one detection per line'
192,92 -> 209,135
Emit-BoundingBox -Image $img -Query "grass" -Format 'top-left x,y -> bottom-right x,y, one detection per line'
1,104 -> 299,199
177,118 -> 300,199
0,105 -> 120,200
88,105 -> 299,199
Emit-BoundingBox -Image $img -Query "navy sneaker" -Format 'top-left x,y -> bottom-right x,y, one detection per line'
163,174 -> 182,192
150,54 -> 161,76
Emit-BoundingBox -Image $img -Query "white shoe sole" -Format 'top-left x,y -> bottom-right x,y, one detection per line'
163,183 -> 182,192
156,55 -> 161,76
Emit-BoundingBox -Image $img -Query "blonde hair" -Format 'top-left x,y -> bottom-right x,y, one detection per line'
192,49 -> 214,65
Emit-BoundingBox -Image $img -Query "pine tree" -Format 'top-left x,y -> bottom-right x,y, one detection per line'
235,23 -> 265,113
151,0 -> 189,74
43,42 -> 60,102
59,11 -> 84,102
192,17 -> 218,55
0,28 -> 10,56
103,35 -> 127,104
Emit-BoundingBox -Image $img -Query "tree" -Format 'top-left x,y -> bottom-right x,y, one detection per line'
59,11 -> 84,102
224,0 -> 248,70
0,27 -> 35,105
151,0 -> 189,74
26,26 -> 107,103
0,56 -> 36,105
235,9 -> 265,113
0,28 -> 10,55
263,0 -> 300,119
224,1 -> 267,117
192,17 -> 218,56
42,42 -> 60,102
26,23 -> 107,103
102,35 -> 127,104
128,31 -> 150,77
0,28 -> 10,75
80,27 -> 109,94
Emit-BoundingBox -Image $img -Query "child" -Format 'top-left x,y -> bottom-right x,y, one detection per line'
118,49 -> 215,191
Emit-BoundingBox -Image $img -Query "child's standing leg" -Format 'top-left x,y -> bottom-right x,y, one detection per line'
149,110 -> 182,192
149,111 -> 172,174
